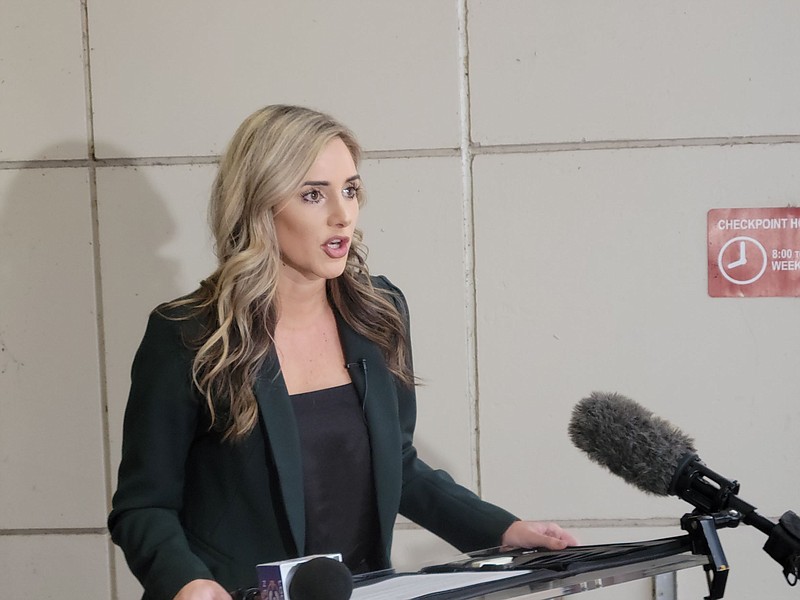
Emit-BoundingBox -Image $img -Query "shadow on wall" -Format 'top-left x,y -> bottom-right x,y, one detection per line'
0,140 -> 190,599
0,138 -> 185,503
1,134 -> 187,385
0,138 -> 186,337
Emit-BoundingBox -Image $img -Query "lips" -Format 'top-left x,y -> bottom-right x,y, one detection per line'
322,236 -> 350,259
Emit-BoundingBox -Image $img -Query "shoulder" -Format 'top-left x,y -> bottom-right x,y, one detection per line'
139,296 -> 212,357
370,275 -> 409,315
370,274 -> 400,293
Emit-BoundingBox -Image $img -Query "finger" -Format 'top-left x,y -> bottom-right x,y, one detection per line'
540,523 -> 579,547
537,534 -> 569,550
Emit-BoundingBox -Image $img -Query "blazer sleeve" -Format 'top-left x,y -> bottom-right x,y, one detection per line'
374,276 -> 519,552
108,310 -> 214,600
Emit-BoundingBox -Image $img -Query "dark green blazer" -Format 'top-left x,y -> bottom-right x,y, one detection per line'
109,277 -> 517,600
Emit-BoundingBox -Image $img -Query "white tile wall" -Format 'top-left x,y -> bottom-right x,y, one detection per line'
0,534 -> 111,598
469,0 -> 800,145
0,169 -> 106,529
96,164 -> 218,481
359,156 -> 475,488
88,0 -> 461,158
3,1 -> 800,599
0,0 -> 87,161
474,144 -> 800,522
114,545 -> 144,600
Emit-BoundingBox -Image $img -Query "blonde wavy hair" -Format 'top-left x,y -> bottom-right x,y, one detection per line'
177,105 -> 412,440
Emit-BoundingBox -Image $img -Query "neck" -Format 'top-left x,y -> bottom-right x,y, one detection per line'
276,276 -> 330,327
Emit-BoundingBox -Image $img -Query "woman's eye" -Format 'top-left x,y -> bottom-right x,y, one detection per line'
301,189 -> 322,203
343,185 -> 359,199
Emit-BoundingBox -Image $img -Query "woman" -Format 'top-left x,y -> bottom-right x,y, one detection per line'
109,105 -> 577,600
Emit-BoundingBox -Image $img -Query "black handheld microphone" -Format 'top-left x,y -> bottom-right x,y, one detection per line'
568,391 -> 800,585
288,557 -> 353,600
256,555 -> 353,600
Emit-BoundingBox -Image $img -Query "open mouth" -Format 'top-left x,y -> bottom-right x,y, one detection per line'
322,236 -> 350,258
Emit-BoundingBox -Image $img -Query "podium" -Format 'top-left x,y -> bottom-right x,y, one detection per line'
352,536 -> 709,600
424,552 -> 706,600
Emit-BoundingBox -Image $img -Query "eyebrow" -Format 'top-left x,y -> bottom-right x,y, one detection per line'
301,174 -> 361,187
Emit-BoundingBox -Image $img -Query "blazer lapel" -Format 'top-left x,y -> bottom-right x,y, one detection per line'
255,353 -> 306,556
335,312 -> 403,556
253,315 -> 404,562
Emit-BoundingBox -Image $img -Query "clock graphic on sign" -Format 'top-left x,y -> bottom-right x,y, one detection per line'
717,236 -> 767,285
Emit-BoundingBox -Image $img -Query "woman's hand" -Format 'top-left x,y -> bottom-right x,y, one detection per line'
500,520 -> 579,550
173,579 -> 231,600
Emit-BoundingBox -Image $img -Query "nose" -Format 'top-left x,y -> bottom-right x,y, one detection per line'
328,194 -> 357,228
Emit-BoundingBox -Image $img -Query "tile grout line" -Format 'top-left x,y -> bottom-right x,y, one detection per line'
2,134 -> 799,171
79,1 -> 118,597
457,0 -> 482,497
392,517 -> 688,530
0,527 -> 109,536
30,514 -> 800,534
474,134 -> 800,154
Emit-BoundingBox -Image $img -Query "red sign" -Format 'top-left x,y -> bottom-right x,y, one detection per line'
708,207 -> 800,297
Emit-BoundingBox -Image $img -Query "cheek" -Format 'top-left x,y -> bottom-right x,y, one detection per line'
273,219 -> 289,250
274,215 -> 317,257
274,219 -> 300,256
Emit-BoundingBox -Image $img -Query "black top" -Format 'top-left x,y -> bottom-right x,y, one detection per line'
291,383 -> 380,574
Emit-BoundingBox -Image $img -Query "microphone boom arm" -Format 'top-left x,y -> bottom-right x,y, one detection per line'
671,453 -> 800,586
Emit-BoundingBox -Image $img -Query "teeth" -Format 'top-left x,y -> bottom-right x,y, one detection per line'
328,240 -> 341,248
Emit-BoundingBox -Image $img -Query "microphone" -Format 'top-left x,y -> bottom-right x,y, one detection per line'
257,554 -> 352,600
289,557 -> 353,600
568,391 -> 800,585
568,391 -> 696,498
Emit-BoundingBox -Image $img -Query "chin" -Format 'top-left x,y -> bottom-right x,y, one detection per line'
318,264 -> 348,281
326,269 -> 348,280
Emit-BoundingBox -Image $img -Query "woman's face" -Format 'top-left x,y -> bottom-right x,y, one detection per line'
274,137 -> 361,285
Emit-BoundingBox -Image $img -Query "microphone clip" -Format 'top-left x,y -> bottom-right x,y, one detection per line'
670,454 -> 748,516
681,511 -> 736,600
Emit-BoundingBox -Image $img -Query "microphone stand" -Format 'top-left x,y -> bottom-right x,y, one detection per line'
680,510 -> 738,600
673,454 -> 800,599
